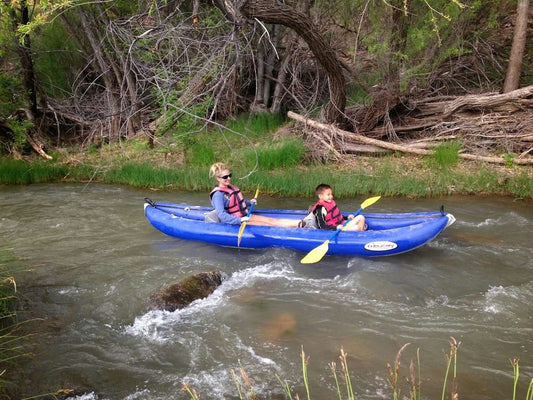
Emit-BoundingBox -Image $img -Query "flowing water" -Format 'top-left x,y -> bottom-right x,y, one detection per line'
1,184 -> 531,400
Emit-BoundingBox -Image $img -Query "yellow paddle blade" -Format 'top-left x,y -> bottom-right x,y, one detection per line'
361,195 -> 381,209
300,240 -> 330,264
237,222 -> 247,246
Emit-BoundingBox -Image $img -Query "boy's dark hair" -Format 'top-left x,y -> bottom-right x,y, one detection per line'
315,183 -> 332,196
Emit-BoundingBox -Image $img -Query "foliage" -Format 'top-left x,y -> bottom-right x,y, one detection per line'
31,19 -> 83,97
430,141 -> 462,168
0,71 -> 30,154
0,74 -> 26,119
156,90 -> 214,137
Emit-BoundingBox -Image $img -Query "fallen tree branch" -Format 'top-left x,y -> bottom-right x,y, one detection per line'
442,85 -> 533,118
288,111 -> 533,165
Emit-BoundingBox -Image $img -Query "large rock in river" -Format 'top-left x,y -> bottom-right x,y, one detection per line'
147,270 -> 225,312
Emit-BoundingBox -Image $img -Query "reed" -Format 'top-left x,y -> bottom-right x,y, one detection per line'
526,377 -> 533,400
179,341 -> 530,400
387,343 -> 410,400
441,337 -> 460,400
512,358 -> 520,400
301,346 -> 311,400
339,348 -> 355,400
0,249 -> 32,397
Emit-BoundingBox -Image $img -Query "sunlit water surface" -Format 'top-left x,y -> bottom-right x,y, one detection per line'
1,184 -> 531,400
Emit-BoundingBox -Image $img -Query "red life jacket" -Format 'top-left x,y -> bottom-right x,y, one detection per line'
312,200 -> 344,227
210,185 -> 248,217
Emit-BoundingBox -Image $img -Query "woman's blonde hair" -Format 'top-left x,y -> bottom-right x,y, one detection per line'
209,162 -> 228,179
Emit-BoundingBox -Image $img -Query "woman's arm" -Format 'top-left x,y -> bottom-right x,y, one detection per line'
211,191 -> 242,224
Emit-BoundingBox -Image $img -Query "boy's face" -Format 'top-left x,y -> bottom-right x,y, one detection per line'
318,188 -> 334,203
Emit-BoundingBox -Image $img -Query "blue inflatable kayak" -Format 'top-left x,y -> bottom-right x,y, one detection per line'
144,200 -> 455,257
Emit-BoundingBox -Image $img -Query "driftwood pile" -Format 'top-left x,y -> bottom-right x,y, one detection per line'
289,85 -> 533,165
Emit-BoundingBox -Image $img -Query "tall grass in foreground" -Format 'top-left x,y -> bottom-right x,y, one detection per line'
182,337 -> 533,400
0,249 -> 32,397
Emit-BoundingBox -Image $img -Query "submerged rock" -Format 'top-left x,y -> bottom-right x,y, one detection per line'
259,312 -> 297,343
147,270 -> 224,312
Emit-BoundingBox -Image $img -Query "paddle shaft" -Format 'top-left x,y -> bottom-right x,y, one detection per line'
325,205 -> 364,242
237,188 -> 259,246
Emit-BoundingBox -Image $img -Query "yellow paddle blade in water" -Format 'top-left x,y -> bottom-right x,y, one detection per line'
300,240 -> 330,264
237,222 -> 247,246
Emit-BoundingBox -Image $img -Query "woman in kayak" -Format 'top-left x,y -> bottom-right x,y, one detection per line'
208,162 -> 300,227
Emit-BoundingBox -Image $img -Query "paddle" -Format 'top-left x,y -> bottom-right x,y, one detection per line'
300,195 -> 381,264
237,187 -> 259,246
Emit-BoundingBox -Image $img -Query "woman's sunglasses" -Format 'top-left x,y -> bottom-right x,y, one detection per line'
219,173 -> 232,180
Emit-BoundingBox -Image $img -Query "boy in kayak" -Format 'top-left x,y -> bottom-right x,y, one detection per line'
208,162 -> 299,227
310,184 -> 366,231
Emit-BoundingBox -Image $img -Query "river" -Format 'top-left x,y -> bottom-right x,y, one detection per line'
1,184 -> 531,399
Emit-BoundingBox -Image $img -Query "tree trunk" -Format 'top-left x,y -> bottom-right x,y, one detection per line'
388,0 -> 410,94
503,0 -> 530,92
253,35 -> 266,110
270,30 -> 297,113
10,0 -> 38,116
78,8 -> 122,137
240,0 -> 346,126
262,24 -> 280,107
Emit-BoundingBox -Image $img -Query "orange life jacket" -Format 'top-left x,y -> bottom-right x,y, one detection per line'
312,200 -> 344,227
210,185 -> 248,217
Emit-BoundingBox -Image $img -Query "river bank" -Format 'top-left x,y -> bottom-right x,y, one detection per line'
1,147 -> 532,199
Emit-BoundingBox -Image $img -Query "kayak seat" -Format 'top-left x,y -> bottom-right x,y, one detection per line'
204,210 -> 221,223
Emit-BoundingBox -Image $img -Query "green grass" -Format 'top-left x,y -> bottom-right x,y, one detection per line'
430,141 -> 461,169
243,138 -> 306,170
1,112 -> 532,200
2,155 -> 533,199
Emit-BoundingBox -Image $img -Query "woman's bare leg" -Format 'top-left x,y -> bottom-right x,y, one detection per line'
248,215 -> 299,228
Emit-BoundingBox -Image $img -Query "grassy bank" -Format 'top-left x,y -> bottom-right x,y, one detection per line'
1,152 -> 532,199
1,113 -> 532,199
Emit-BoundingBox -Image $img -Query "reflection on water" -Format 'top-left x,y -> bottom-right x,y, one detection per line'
1,184 -> 532,400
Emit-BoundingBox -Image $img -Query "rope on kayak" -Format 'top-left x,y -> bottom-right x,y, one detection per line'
145,197 -> 156,207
